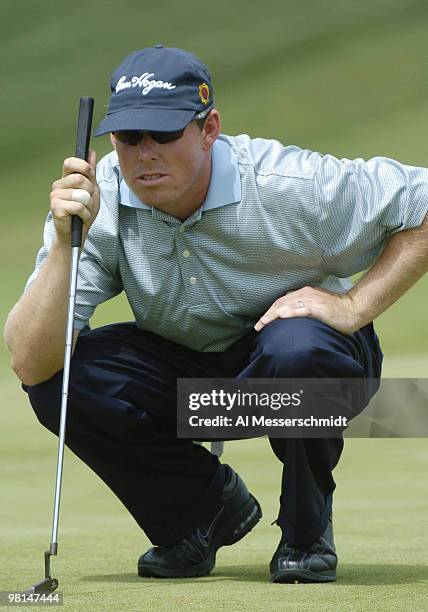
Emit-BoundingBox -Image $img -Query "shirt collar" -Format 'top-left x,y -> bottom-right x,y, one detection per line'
119,136 -> 241,213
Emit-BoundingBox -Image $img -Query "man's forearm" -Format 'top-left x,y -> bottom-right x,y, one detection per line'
349,212 -> 428,329
4,240 -> 78,385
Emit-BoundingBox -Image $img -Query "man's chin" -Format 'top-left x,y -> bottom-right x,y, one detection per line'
132,186 -> 173,209
136,193 -> 180,216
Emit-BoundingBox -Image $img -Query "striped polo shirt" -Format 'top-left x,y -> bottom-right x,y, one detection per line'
25,134 -> 428,351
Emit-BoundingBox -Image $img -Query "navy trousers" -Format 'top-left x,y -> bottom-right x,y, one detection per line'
24,318 -> 382,547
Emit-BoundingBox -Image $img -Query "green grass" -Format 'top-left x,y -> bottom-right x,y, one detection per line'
1,1 -> 428,609
1,378 -> 428,611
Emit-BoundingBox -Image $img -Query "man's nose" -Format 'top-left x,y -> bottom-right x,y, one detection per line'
137,134 -> 158,160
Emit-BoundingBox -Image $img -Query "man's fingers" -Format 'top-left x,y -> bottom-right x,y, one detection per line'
50,154 -> 99,245
51,199 -> 93,224
278,305 -> 310,318
52,173 -> 94,194
254,310 -> 274,331
52,188 -> 94,210
254,288 -> 354,335
254,301 -> 310,331
254,309 -> 277,331
71,188 -> 92,206
254,286 -> 321,331
62,156 -> 96,180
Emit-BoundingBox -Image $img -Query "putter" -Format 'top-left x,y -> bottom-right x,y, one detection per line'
23,97 -> 94,595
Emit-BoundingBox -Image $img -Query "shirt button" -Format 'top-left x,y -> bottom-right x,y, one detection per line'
179,226 -> 186,233
183,250 -> 191,258
189,276 -> 197,285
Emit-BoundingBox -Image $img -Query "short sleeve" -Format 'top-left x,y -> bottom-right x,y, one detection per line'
315,154 -> 428,277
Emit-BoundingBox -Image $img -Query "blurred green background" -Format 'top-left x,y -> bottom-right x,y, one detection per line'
1,0 -> 427,609
1,0 -> 427,370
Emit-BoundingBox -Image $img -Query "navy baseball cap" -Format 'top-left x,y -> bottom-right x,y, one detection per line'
94,45 -> 214,136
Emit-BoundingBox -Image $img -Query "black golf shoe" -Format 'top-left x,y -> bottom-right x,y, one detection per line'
270,516 -> 337,583
138,464 -> 262,578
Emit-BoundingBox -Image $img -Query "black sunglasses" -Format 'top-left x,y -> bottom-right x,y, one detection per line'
113,128 -> 185,146
113,107 -> 213,146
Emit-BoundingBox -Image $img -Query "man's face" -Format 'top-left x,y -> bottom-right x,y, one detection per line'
111,111 -> 220,220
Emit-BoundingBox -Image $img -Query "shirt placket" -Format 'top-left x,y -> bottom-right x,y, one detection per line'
151,207 -> 205,304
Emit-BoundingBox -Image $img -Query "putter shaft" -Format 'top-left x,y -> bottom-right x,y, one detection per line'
22,97 -> 94,596
51,246 -> 80,545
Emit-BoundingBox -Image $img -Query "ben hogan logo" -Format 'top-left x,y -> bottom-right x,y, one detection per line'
198,83 -> 210,104
116,73 -> 176,96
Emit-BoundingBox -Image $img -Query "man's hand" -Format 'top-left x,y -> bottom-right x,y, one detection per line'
254,287 -> 359,335
50,149 -> 100,245
254,213 -> 428,338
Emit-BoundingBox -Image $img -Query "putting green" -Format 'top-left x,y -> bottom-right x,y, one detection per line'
2,0 -> 428,608
1,377 -> 427,611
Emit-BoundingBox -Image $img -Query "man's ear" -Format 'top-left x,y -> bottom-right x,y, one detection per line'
110,133 -> 116,150
202,109 -> 221,151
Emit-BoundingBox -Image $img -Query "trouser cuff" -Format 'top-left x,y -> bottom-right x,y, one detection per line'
276,492 -> 333,547
147,462 -> 227,546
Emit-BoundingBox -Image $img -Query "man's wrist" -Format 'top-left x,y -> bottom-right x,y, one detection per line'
343,290 -> 372,332
51,237 -> 74,259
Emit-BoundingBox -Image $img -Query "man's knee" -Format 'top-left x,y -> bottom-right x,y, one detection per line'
24,372 -> 63,435
250,318 -> 362,378
263,342 -> 319,376
254,319 -> 327,376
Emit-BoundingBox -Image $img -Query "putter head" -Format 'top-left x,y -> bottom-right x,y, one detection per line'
23,577 -> 58,595
23,545 -> 59,594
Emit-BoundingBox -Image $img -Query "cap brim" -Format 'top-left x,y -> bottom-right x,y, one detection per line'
94,108 -> 196,136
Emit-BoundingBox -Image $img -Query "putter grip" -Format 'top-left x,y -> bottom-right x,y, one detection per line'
71,97 -> 94,248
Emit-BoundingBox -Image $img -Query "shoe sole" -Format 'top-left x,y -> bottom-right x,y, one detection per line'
138,494 -> 262,579
270,568 -> 336,583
